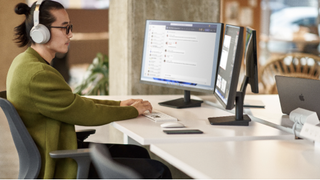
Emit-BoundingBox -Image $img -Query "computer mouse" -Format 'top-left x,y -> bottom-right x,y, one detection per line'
160,122 -> 185,128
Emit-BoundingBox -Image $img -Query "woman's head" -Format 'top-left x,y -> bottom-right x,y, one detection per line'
14,0 -> 68,47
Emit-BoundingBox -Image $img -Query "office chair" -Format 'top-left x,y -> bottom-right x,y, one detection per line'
89,143 -> 142,179
259,53 -> 320,94
0,97 -> 41,178
0,95 -> 93,178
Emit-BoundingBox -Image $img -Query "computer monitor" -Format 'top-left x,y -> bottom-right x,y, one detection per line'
244,27 -> 259,93
209,24 -> 259,126
140,20 -> 224,108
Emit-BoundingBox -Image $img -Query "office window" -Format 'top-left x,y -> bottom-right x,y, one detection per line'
266,0 -> 318,55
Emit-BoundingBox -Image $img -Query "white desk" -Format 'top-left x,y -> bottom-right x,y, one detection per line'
242,95 -> 298,134
79,94 -> 319,179
150,139 -> 320,179
83,95 -> 293,145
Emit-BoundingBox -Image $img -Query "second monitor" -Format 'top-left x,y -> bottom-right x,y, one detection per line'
209,25 -> 259,126
140,20 -> 224,108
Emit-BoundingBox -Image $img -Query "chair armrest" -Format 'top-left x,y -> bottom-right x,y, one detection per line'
50,149 -> 91,179
76,129 -> 96,142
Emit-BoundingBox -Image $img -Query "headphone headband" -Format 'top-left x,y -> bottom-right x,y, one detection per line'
33,0 -> 43,27
30,0 -> 50,44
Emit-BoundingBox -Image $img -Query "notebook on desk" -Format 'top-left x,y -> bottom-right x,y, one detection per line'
275,75 -> 320,117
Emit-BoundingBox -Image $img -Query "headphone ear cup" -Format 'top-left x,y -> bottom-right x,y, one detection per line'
30,24 -> 50,44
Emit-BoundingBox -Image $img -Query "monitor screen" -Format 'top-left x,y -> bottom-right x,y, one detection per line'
214,24 -> 244,110
140,20 -> 224,108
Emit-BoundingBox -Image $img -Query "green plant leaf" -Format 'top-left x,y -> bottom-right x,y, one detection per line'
73,52 -> 109,95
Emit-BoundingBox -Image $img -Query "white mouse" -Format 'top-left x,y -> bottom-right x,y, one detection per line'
161,122 -> 185,128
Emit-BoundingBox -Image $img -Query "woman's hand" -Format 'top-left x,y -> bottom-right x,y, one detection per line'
120,99 -> 153,115
131,100 -> 153,115
120,99 -> 142,106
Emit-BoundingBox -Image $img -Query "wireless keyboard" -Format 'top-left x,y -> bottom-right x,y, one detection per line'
143,111 -> 178,122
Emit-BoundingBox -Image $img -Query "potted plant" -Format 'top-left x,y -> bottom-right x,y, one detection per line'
73,53 -> 109,95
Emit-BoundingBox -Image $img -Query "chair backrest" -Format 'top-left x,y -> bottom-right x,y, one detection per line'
0,97 -> 41,179
89,143 -> 141,179
259,53 -> 320,94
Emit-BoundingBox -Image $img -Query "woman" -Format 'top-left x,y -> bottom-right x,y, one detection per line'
8,0 -> 171,178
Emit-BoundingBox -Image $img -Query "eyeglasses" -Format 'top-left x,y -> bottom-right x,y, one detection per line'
50,24 -> 73,35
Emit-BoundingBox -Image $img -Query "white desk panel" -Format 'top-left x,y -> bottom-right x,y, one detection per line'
151,140 -> 320,179
203,94 -> 286,124
203,94 -> 297,134
85,95 -> 293,145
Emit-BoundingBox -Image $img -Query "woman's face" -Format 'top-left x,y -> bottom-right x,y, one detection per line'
46,9 -> 73,54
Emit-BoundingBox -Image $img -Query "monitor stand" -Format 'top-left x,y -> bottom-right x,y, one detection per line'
159,90 -> 203,109
208,76 -> 251,126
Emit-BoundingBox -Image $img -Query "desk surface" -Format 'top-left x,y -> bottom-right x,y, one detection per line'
150,139 -> 320,179
243,95 -> 296,133
82,94 -> 317,179
87,95 -> 293,145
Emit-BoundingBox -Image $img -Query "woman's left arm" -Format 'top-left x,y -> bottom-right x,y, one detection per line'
82,97 -> 120,106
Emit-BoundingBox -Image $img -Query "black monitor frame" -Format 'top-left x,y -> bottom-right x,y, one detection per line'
209,24 -> 254,126
140,20 -> 224,108
244,27 -> 259,93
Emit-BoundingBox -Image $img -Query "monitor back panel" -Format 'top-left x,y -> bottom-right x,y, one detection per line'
276,75 -> 320,117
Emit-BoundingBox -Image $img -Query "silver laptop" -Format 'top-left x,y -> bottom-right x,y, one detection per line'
275,75 -> 320,117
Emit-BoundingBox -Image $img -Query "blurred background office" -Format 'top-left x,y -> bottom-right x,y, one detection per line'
0,0 -> 320,178
1,0 -> 319,95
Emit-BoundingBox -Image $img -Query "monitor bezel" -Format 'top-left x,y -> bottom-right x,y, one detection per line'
139,20 -> 224,94
214,24 -> 244,110
244,27 -> 259,93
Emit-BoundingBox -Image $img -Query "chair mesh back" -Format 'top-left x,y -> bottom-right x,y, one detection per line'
0,98 -> 41,179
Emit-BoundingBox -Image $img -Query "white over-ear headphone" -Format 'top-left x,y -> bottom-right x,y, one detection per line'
30,0 -> 50,44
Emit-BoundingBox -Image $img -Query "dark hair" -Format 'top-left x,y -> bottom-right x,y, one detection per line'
14,0 -> 64,47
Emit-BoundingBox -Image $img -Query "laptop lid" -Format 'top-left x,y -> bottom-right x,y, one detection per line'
275,75 -> 320,117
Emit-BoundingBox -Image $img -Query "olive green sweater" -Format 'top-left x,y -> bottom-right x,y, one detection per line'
6,47 -> 139,179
